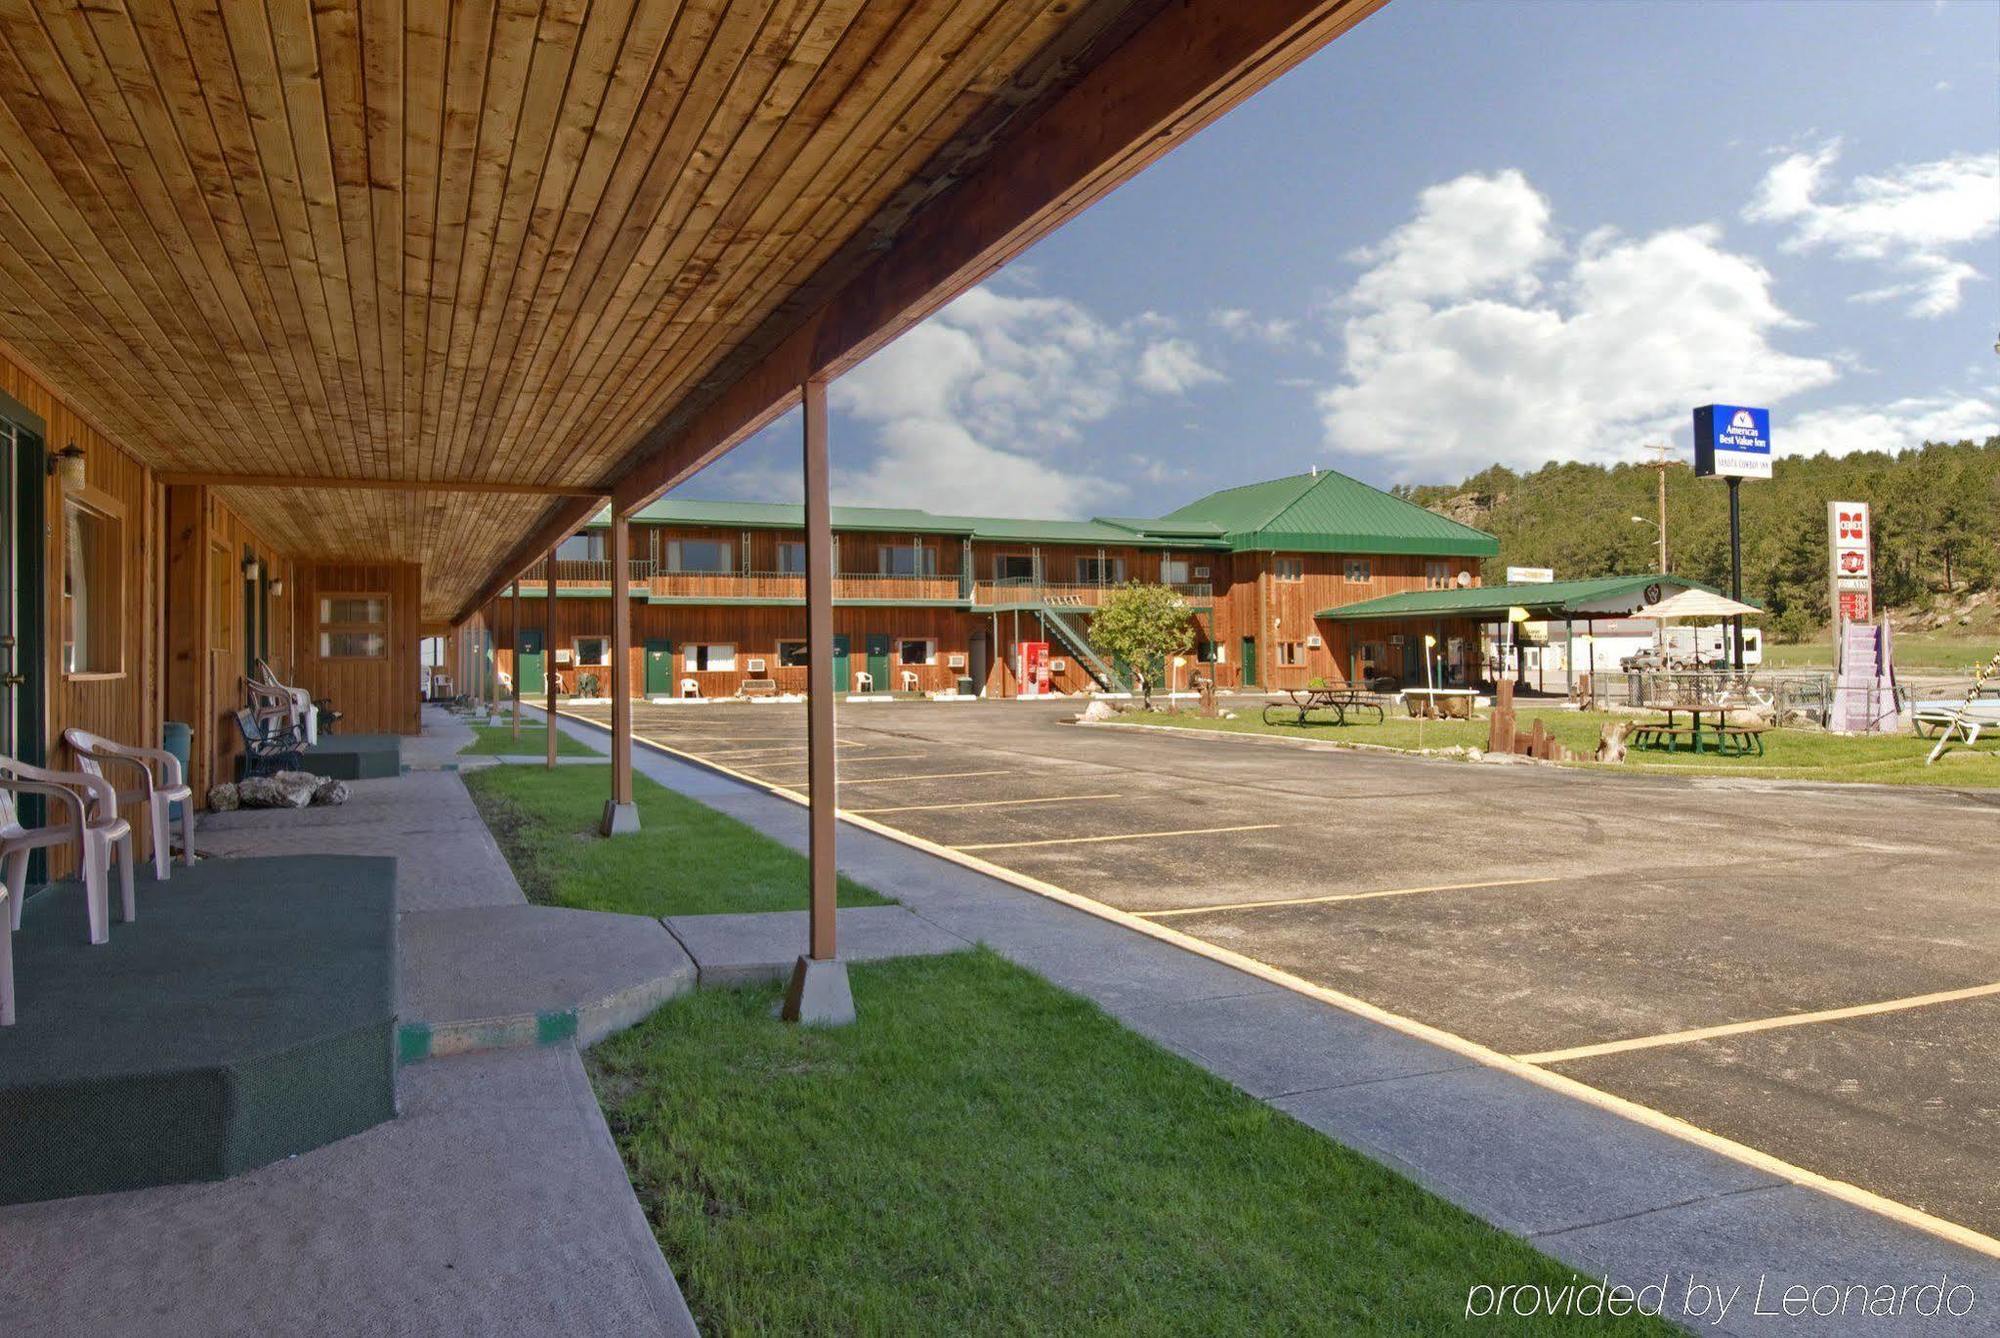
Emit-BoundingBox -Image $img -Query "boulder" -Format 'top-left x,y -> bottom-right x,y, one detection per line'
1077,699 -> 1119,723
312,778 -> 351,806
1596,720 -> 1629,764
239,770 -> 319,809
207,782 -> 240,812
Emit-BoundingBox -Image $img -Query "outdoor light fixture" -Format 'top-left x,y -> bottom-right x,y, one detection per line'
270,578 -> 285,598
48,442 -> 84,489
242,556 -> 262,583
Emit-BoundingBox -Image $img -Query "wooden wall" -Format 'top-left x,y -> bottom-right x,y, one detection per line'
290,562 -> 423,736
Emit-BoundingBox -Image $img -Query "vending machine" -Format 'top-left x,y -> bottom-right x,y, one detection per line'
1019,641 -> 1051,697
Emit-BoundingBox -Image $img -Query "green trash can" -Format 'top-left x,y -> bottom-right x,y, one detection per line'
163,721 -> 192,821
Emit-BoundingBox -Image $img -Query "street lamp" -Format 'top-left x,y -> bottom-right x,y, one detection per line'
1630,514 -> 1666,573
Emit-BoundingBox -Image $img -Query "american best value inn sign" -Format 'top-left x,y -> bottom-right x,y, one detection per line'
1693,405 -> 1772,480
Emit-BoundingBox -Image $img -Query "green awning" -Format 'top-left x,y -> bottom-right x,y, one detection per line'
1316,574 -> 1746,623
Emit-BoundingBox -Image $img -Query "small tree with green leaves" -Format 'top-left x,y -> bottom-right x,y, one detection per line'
1088,582 -> 1195,709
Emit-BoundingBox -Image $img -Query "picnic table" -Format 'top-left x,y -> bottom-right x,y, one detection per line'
1630,702 -> 1766,756
1261,684 -> 1388,728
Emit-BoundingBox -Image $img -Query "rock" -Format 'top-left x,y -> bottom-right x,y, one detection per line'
1596,720 -> 1629,764
207,782 -> 240,812
1466,747 -> 1484,761
240,770 -> 319,809
1077,699 -> 1119,723
1220,710 -> 1237,720
311,778 -> 351,806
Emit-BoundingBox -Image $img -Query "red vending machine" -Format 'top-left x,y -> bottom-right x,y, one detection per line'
1019,641 -> 1051,697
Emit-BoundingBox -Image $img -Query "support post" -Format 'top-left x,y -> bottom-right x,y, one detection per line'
484,601 -> 498,718
546,547 -> 558,768
602,514 -> 639,835
510,580 -> 522,738
783,377 -> 852,1024
1727,476 -> 1744,674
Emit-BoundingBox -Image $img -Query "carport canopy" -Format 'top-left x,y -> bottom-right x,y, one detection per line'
1316,574 -> 1750,624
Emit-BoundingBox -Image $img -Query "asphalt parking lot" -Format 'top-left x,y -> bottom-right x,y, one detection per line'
570,697 -> 2000,1242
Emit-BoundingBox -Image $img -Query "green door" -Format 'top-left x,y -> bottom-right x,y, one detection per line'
1239,636 -> 1257,687
643,638 -> 675,696
830,634 -> 849,694
518,628 -> 545,694
865,634 -> 890,692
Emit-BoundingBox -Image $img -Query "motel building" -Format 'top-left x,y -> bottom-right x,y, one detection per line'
472,469 -> 1507,701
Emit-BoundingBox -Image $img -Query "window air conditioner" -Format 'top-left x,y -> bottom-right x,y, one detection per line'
555,648 -> 573,663
946,652 -> 966,669
746,658 -> 767,673
1305,634 -> 1323,649
1193,566 -> 1209,579
1051,658 -> 1068,673
1389,635 -> 1404,647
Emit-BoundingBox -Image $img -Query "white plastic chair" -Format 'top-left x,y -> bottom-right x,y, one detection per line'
0,759 -> 134,950
257,660 -> 318,745
680,677 -> 701,699
853,671 -> 873,693
65,727 -> 196,881
900,670 -> 919,692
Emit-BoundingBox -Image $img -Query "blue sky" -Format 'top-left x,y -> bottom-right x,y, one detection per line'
690,0 -> 1999,518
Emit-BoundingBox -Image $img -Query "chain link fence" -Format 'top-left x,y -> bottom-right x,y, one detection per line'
1614,669 -> 1899,726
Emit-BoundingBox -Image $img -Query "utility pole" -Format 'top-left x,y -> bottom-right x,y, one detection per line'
1641,442 -> 1672,574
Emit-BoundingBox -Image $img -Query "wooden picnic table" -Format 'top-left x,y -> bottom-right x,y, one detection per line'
1261,685 -> 1387,728
1632,702 -> 1765,755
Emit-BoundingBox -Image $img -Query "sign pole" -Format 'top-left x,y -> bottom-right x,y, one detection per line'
1728,476 -> 1744,674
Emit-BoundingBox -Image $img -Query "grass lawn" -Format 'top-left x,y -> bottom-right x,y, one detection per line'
1764,633 -> 2000,673
1119,708 -> 2000,787
590,950 -> 1667,1335
459,722 -> 600,756
464,764 -> 891,915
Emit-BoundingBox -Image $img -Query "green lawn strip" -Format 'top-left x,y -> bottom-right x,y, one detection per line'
589,950 -> 1666,1335
463,764 -> 891,915
459,722 -> 600,756
1119,709 -> 2000,787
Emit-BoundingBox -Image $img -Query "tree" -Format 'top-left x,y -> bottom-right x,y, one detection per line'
1088,582 -> 1195,709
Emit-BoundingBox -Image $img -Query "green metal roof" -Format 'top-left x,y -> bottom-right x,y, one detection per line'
1316,574 -> 1742,622
1165,469 -> 1499,557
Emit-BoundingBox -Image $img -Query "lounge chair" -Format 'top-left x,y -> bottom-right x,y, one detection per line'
0,758 -> 135,952
64,727 -> 197,881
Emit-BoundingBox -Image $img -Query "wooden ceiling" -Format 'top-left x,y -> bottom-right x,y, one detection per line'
0,0 -> 1375,619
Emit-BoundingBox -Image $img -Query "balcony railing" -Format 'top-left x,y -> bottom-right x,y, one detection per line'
520,558 -> 655,586
648,570 -> 964,602
970,579 -> 1212,607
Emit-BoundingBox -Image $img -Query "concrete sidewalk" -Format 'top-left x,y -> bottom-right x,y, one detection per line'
542,704 -> 2000,1338
0,708 -> 698,1338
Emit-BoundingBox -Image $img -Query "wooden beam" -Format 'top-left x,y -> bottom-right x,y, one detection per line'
163,472 -> 609,498
510,579 -> 522,739
799,379 -> 836,962
452,0 -> 1378,620
545,547 -> 557,769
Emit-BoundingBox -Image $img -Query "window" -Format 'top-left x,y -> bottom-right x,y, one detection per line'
1076,556 -> 1125,584
777,541 -> 807,574
556,532 -> 605,561
683,643 -> 735,672
1275,641 -> 1305,667
63,493 -> 124,676
575,637 -> 609,665
877,544 -> 936,577
776,640 -> 809,667
1357,641 -> 1386,677
1425,560 -> 1453,589
1273,557 -> 1304,581
896,638 -> 935,665
1343,559 -> 1372,582
993,554 -> 1034,583
667,539 -> 733,573
319,593 -> 388,659
1161,558 -> 1190,585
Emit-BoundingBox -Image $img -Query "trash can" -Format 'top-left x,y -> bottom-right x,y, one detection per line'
955,675 -> 974,698
163,721 -> 192,820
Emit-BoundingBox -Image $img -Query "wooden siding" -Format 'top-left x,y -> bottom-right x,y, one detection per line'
290,562 -> 423,736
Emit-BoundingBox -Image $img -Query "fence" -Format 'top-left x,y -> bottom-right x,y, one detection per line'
1618,669 -> 1868,725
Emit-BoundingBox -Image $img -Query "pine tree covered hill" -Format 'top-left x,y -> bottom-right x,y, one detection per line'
1396,437 -> 2000,643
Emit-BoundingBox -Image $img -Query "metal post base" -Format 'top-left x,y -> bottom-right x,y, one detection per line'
780,955 -> 855,1026
599,801 -> 641,837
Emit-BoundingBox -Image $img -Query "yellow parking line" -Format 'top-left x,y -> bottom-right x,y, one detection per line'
1518,979 -> 2000,1066
847,793 -> 1123,815
833,770 -> 1014,786
956,823 -> 1281,852
1140,876 -> 1561,920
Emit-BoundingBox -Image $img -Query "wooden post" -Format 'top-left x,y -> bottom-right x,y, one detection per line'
546,547 -> 558,768
510,580 -> 522,738
783,377 -> 854,1024
484,600 -> 498,716
602,514 -> 639,834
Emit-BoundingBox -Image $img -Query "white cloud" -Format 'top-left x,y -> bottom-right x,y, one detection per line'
827,285 -> 1206,515
1745,140 -> 1999,317
1211,308 -> 1298,345
1134,337 -> 1225,395
1317,171 -> 1838,480
1785,393 -> 1998,457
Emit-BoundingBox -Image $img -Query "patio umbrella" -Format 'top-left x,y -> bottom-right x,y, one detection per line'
1629,588 -> 1760,621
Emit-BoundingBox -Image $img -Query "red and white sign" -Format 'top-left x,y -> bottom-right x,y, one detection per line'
1018,641 -> 1052,696
1828,500 -> 1874,631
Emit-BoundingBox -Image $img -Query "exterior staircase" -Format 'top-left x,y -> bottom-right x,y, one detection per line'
1038,605 -> 1125,692
1828,619 -> 1899,733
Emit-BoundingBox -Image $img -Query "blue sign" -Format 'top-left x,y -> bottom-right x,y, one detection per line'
1693,404 -> 1771,479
